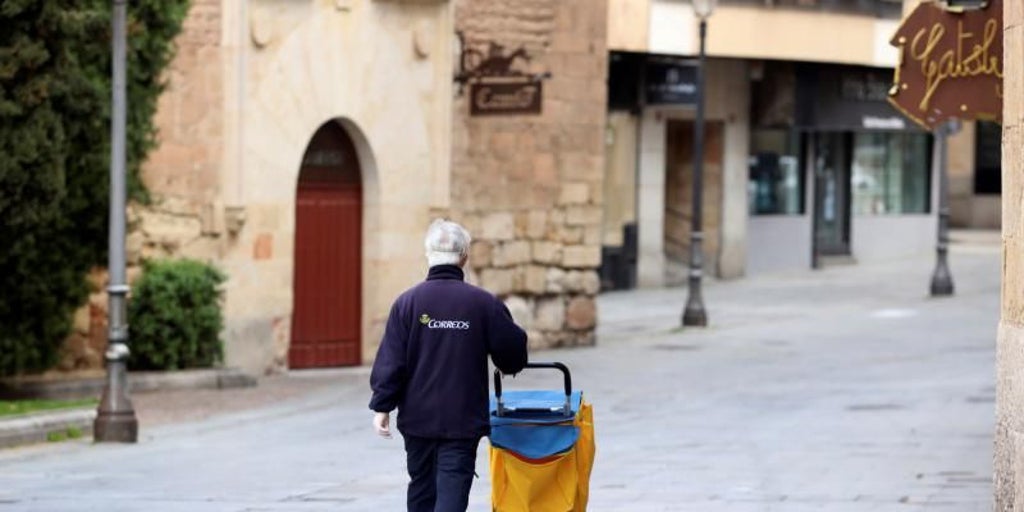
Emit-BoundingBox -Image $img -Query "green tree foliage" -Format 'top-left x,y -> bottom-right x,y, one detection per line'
128,259 -> 225,371
0,0 -> 189,376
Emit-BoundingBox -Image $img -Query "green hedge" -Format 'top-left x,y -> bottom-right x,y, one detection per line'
0,0 -> 189,376
128,259 -> 226,371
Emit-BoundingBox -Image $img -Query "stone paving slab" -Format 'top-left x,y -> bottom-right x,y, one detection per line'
0,244 -> 999,511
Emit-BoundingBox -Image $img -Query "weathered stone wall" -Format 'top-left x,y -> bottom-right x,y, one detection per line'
133,0 -> 225,261
948,121 -> 976,227
452,0 -> 608,348
948,120 -> 1003,229
59,0 -> 226,372
56,269 -> 112,373
229,1 -> 454,372
61,0 -> 456,375
995,0 -> 1023,508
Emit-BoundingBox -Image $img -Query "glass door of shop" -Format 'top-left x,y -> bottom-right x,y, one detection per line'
812,133 -> 852,256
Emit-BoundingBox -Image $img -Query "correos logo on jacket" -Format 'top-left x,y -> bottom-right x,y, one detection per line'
419,314 -> 470,330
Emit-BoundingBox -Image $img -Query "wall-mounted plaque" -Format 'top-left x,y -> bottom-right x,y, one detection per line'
469,81 -> 543,116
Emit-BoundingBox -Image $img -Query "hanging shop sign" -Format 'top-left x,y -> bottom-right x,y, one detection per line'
888,0 -> 1003,130
454,32 -> 549,116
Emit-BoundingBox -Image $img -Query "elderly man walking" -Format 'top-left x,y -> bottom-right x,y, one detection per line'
370,219 -> 529,512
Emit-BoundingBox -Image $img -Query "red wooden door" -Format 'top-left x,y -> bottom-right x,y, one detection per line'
290,122 -> 362,368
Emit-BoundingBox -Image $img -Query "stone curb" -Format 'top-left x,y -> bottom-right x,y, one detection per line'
0,368 -> 258,401
0,368 -> 258,449
0,408 -> 96,449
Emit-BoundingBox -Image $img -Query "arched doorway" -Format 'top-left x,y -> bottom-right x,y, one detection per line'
290,121 -> 362,368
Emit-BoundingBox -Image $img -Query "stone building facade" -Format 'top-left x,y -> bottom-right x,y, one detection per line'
603,0 -> 945,284
65,0 -> 454,374
449,0 -> 608,348
60,0 -> 609,374
995,0 -> 1022,507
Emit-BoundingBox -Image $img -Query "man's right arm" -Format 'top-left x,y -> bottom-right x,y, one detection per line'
487,299 -> 528,375
369,301 -> 409,413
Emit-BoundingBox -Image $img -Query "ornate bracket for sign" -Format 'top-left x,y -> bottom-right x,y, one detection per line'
939,0 -> 988,12
453,31 -> 551,95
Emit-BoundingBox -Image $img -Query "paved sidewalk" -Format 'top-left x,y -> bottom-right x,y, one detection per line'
0,368 -> 261,449
0,243 -> 999,511
129,371 -> 343,428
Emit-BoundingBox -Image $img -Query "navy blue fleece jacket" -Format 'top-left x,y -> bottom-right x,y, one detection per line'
368,265 -> 528,439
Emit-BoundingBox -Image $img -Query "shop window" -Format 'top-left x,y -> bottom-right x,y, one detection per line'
851,132 -> 930,214
974,121 -> 1001,195
749,129 -> 804,215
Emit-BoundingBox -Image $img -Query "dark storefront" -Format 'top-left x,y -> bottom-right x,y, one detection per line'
749,61 -> 932,260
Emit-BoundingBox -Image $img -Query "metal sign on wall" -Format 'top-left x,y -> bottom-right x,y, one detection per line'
469,81 -> 542,116
454,32 -> 547,116
888,0 -> 1003,130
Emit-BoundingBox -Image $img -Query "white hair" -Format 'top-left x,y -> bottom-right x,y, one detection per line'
424,219 -> 471,267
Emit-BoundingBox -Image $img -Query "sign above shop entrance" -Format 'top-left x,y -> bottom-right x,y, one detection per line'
888,0 -> 1003,130
644,57 -> 698,105
795,64 -> 917,132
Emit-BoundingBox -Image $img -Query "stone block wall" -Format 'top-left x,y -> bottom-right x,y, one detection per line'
452,0 -> 608,348
58,0 -> 226,372
143,0 -> 224,214
947,120 -> 976,227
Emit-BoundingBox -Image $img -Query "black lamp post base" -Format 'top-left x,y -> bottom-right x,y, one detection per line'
930,233 -> 954,297
682,307 -> 708,327
683,289 -> 708,327
930,264 -> 955,296
681,17 -> 710,329
94,355 -> 138,443
94,412 -> 138,443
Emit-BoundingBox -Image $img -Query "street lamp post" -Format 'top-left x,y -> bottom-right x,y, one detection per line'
682,0 -> 716,327
929,118 -> 960,297
94,0 -> 139,443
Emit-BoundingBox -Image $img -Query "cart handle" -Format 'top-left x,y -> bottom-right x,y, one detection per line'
494,362 -> 572,417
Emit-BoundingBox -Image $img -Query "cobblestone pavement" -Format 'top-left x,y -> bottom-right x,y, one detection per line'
0,242 -> 999,511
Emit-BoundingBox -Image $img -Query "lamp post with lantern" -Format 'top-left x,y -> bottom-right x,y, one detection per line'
94,0 -> 139,443
682,0 -> 717,327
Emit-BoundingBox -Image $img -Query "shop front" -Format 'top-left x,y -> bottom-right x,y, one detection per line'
747,62 -> 935,273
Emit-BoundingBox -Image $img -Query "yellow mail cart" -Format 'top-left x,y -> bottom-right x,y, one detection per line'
489,362 -> 595,512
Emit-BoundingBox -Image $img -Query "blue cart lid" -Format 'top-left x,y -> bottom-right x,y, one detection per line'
490,390 -> 582,426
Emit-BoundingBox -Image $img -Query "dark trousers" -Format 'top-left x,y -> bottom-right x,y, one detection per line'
403,435 -> 480,512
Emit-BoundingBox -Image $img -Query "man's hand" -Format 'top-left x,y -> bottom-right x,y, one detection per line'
373,412 -> 392,439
